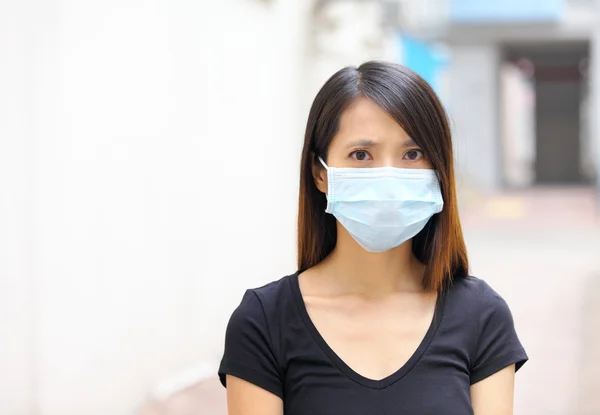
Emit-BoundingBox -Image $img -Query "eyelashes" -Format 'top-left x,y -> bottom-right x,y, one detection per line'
403,149 -> 425,161
348,148 -> 372,161
347,148 -> 426,162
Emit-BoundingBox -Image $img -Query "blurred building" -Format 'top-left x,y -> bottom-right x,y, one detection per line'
309,0 -> 600,191
400,0 -> 600,190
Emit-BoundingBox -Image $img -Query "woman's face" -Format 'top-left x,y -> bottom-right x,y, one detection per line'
314,97 -> 432,193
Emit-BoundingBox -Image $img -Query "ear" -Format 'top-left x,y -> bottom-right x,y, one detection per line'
311,154 -> 328,194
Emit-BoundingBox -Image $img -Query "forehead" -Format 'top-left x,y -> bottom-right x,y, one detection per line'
335,97 -> 410,141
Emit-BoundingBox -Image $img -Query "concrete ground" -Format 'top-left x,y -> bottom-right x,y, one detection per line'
140,187 -> 600,415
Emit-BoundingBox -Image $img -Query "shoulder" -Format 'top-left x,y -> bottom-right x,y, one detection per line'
447,275 -> 510,313
251,273 -> 295,304
448,278 -> 528,382
441,276 -> 516,340
447,275 -> 522,346
220,274 -> 296,397
228,273 -> 296,327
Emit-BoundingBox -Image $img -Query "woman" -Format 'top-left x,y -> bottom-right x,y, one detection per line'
218,61 -> 528,414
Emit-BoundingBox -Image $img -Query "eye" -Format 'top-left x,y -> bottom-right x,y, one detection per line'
403,149 -> 424,161
349,149 -> 373,161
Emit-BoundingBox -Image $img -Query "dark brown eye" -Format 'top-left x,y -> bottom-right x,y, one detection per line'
350,150 -> 373,161
404,149 -> 424,161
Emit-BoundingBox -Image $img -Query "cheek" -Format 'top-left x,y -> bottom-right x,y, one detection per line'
399,157 -> 433,169
415,154 -> 434,169
421,158 -> 434,169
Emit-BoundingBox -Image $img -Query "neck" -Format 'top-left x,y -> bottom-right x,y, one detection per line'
320,225 -> 425,296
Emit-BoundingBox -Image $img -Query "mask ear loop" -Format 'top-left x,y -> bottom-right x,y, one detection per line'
318,156 -> 334,212
318,156 -> 329,170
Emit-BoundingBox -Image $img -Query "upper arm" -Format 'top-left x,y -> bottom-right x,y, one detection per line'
469,280 -> 528,385
219,290 -> 285,404
470,364 -> 515,415
226,375 -> 283,415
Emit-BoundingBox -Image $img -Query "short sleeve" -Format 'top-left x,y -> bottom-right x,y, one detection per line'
218,290 -> 283,398
470,281 -> 528,384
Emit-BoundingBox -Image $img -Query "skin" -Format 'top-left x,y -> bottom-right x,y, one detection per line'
226,97 -> 516,415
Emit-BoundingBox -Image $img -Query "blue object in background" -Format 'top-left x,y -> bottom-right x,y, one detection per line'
450,0 -> 564,23
398,34 -> 447,94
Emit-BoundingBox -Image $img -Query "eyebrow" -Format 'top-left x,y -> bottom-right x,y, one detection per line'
400,137 -> 418,147
345,138 -> 419,148
346,139 -> 376,148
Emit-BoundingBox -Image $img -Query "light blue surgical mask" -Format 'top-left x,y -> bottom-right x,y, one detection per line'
319,157 -> 444,252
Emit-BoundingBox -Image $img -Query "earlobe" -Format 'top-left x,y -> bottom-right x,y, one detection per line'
311,156 -> 328,194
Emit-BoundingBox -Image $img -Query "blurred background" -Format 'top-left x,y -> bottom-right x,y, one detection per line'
1,0 -> 600,414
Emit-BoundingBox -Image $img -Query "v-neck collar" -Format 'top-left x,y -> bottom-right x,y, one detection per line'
289,270 -> 446,389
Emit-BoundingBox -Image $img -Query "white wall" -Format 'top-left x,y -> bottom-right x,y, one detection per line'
0,2 -> 38,414
308,1 -> 397,120
0,0 -> 312,413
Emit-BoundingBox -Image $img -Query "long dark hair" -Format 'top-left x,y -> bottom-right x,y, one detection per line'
297,61 -> 469,292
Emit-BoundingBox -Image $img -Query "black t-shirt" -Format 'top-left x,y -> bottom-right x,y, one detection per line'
219,272 -> 528,415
